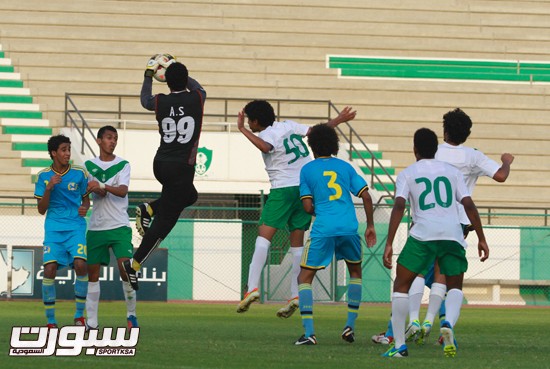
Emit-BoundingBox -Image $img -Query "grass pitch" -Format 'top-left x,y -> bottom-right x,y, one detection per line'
1,300 -> 548,369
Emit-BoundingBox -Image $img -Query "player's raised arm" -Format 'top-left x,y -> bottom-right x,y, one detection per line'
326,106 -> 357,128
492,153 -> 514,183
237,109 -> 273,153
140,55 -> 160,111
187,76 -> 207,102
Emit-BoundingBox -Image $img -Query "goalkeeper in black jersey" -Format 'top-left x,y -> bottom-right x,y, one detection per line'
123,56 -> 206,290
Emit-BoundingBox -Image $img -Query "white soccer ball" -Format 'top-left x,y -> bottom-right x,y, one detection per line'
153,54 -> 176,82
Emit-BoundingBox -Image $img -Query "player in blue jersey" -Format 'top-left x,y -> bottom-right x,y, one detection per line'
294,124 -> 376,345
236,101 -> 356,317
34,134 -> 90,328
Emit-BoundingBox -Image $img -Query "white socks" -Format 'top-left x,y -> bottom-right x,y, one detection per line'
424,282 -> 446,324
445,288 -> 464,327
408,276 -> 425,322
290,246 -> 303,298
391,292 -> 409,348
122,280 -> 137,317
247,236 -> 271,292
86,281 -> 100,328
86,280 -> 137,325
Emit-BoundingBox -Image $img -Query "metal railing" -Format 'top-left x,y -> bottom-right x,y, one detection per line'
4,193 -> 549,227
328,101 -> 396,206
64,93 -> 396,201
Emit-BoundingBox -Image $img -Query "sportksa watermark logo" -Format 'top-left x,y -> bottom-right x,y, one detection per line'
9,326 -> 139,356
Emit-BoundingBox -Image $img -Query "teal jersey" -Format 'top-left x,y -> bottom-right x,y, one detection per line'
300,157 -> 368,237
34,165 -> 89,232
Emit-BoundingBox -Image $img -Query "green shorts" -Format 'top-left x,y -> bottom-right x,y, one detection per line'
86,226 -> 133,265
397,236 -> 468,277
259,186 -> 312,231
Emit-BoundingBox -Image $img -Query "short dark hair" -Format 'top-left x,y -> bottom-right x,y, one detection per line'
414,128 -> 438,159
243,100 -> 276,127
443,108 -> 472,144
97,125 -> 117,139
308,124 -> 339,157
165,62 -> 188,91
47,134 -> 71,159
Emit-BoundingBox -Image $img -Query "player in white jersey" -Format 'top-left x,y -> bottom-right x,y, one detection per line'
375,109 -> 514,346
85,125 -> 138,329
436,108 -> 514,226
408,108 -> 515,342
382,128 -> 489,358
236,100 -> 356,317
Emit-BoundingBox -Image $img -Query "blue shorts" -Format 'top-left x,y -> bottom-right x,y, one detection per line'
301,234 -> 362,270
424,263 -> 435,288
43,229 -> 87,269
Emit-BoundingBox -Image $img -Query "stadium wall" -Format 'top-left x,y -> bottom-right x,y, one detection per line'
1,215 -> 548,305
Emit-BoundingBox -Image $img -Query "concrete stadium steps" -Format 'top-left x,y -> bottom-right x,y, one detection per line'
8,26 -> 550,59
0,50 -> 50,196
3,127 -> 52,136
0,157 -> 33,173
338,144 -> 396,200
0,103 -> 40,111
0,88 -> 31,95
0,95 -> 32,103
1,118 -> 50,127
0,81 -> 23,88
0,72 -> 21,80
0,174 -> 34,194
0,0 -> 549,208
23,158 -> 52,168
0,135 -> 34,193
328,57 -> 550,83
12,141 -> 49,159
0,143 -> 25,159
2,0 -> 550,33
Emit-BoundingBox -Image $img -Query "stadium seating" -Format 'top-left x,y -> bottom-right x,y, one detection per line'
0,45 -> 51,195
0,0 -> 549,207
1,0 -> 550,304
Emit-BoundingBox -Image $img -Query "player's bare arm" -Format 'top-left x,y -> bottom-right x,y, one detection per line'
326,106 -> 357,128
87,180 -> 106,196
78,196 -> 90,217
360,190 -> 377,248
493,153 -> 514,182
301,197 -> 314,215
383,197 -> 406,269
237,110 -> 273,153
462,196 -> 489,261
88,180 -> 128,198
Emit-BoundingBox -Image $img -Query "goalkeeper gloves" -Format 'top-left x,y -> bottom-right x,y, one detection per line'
144,54 -> 160,78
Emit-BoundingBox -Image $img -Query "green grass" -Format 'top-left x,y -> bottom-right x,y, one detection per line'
1,301 -> 549,369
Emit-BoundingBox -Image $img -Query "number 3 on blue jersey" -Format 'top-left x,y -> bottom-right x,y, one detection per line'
323,171 -> 342,201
